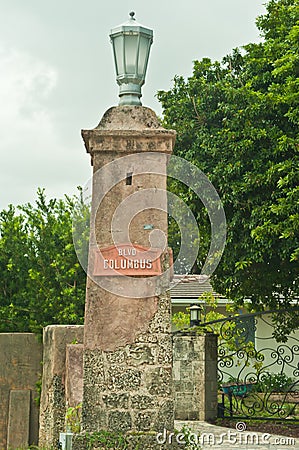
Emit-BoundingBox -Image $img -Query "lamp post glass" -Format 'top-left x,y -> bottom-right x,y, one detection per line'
110,12 -> 153,106
190,304 -> 202,327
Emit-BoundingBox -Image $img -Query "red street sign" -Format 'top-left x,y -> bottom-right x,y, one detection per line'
92,243 -> 162,276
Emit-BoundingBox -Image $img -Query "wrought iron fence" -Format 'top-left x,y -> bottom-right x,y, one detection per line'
200,309 -> 299,421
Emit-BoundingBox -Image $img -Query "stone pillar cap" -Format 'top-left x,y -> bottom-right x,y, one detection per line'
83,105 -> 176,131
81,106 -> 176,158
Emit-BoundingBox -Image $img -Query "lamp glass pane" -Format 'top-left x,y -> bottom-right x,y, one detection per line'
138,35 -> 150,77
190,309 -> 198,321
124,34 -> 138,74
113,36 -> 124,75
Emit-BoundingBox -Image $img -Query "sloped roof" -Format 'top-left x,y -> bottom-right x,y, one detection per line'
170,274 -> 226,302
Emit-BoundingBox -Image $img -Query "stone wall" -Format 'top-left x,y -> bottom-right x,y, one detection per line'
0,328 -> 218,449
173,332 -> 218,421
0,333 -> 42,450
38,325 -> 84,449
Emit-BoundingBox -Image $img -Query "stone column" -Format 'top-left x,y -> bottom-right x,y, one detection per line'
80,106 -> 177,445
38,325 -> 84,448
173,332 -> 218,421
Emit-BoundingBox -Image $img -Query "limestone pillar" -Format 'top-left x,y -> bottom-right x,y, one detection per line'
80,105 -> 176,442
173,332 -> 218,421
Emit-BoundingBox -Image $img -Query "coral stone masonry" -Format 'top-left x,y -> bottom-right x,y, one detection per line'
80,106 -> 177,444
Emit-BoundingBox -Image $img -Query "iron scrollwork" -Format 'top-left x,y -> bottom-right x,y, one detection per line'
201,309 -> 299,421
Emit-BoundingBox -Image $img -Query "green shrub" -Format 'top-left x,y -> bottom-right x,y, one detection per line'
254,372 -> 295,393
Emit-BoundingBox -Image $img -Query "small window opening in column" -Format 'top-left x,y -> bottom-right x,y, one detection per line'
126,172 -> 133,185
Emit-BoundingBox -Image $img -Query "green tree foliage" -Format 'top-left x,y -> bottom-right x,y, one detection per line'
0,189 -> 87,333
158,0 -> 299,320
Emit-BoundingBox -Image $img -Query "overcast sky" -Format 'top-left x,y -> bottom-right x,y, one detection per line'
0,0 -> 267,209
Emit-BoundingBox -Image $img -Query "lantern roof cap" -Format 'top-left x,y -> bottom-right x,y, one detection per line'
110,12 -> 153,37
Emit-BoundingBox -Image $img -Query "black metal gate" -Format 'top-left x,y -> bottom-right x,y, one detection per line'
200,309 -> 299,421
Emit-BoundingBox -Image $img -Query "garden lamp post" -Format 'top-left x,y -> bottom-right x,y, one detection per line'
110,11 -> 153,106
190,304 -> 202,327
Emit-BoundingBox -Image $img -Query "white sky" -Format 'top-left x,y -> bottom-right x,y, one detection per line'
0,0 -> 267,208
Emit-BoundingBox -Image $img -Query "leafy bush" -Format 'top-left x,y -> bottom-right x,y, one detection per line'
66,403 -> 82,433
254,372 -> 295,393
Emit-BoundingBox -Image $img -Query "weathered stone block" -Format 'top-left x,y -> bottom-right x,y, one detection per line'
108,411 -> 132,432
107,366 -> 142,391
172,361 -> 181,381
7,389 -> 30,449
65,343 -> 83,407
134,411 -> 154,431
206,359 -> 218,380
106,348 -> 126,364
82,405 -> 107,432
84,351 -> 105,388
182,381 -> 194,391
102,393 -> 129,409
82,384 -> 103,406
157,335 -> 172,365
154,400 -> 175,432
145,367 -> 172,396
148,305 -> 172,334
173,338 -> 192,360
127,343 -> 155,365
205,334 -> 218,361
42,325 -> 84,377
131,394 -> 157,410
